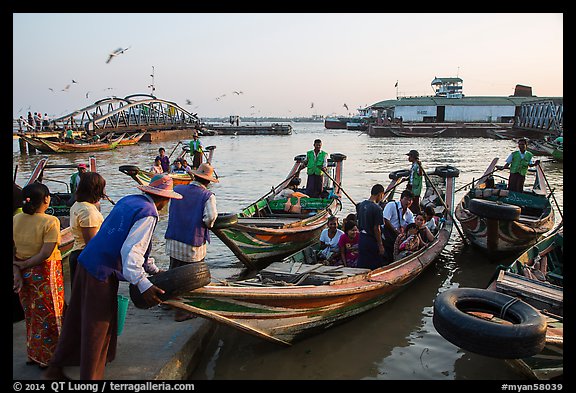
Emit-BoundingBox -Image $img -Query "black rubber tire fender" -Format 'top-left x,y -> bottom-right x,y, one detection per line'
294,154 -> 307,162
130,261 -> 211,309
329,153 -> 347,162
468,198 -> 521,221
119,165 -> 141,177
434,165 -> 460,178
212,212 -> 239,230
389,169 -> 411,180
433,288 -> 547,359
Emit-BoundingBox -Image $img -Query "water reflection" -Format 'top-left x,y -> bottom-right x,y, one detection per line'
12,124 -> 562,380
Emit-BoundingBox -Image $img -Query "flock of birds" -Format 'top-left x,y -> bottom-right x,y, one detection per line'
31,45 -> 355,118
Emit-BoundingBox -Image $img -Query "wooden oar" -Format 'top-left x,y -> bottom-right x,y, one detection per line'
162,299 -> 291,346
537,162 -> 563,220
417,162 -> 468,245
168,141 -> 182,159
200,150 -> 219,179
321,168 -> 357,207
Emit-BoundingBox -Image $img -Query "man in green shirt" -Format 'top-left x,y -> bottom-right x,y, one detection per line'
189,132 -> 203,169
406,149 -> 423,214
497,138 -> 540,192
304,139 -> 328,198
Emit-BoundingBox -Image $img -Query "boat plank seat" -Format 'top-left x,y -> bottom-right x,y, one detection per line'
495,270 -> 563,316
259,262 -> 371,286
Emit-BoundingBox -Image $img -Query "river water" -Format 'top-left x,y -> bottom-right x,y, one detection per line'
12,123 -> 563,381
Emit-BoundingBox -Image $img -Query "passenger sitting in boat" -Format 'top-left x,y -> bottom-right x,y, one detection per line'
150,158 -> 164,174
317,216 -> 343,264
170,159 -> 187,174
423,205 -> 439,234
414,213 -> 434,244
180,159 -> 194,175
273,178 -> 308,200
393,223 -> 423,260
341,213 -> 357,231
338,220 -> 359,267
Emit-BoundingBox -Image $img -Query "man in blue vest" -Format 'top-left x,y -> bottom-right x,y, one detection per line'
165,162 -> 219,321
497,138 -> 540,192
304,139 -> 328,198
43,174 -> 182,380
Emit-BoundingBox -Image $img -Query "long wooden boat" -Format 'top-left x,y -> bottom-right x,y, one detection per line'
527,139 -> 555,156
434,225 -> 563,380
210,153 -> 348,271
104,131 -> 146,146
454,158 -> 555,254
164,165 -> 459,345
19,133 -> 124,153
14,156 -> 97,229
388,127 -> 447,137
118,144 -> 216,186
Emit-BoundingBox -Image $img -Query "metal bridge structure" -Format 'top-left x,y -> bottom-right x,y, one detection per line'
515,99 -> 563,135
49,94 -> 200,134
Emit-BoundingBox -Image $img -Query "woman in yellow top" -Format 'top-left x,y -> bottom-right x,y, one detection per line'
68,172 -> 106,288
13,182 -> 64,368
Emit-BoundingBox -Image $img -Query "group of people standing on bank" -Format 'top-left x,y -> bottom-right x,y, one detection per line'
14,150 -> 220,379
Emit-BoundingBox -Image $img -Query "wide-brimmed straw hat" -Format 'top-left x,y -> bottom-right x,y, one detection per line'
137,174 -> 183,199
192,163 -> 219,183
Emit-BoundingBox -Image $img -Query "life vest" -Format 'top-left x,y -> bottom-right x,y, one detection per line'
510,150 -> 533,176
306,150 -> 327,176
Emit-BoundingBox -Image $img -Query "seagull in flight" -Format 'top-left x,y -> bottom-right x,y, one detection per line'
232,91 -> 243,95
185,99 -> 193,105
85,91 -> 91,99
61,84 -> 71,92
48,88 -> 55,93
310,102 -> 314,109
106,46 -> 131,64
72,79 -> 78,84
343,103 -> 349,111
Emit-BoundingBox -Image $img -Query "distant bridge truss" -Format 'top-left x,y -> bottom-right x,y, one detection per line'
516,99 -> 563,134
50,94 -> 200,133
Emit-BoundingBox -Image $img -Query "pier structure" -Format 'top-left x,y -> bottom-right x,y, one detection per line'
514,99 -> 563,135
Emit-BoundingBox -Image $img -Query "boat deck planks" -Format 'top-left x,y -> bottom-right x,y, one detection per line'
496,271 -> 563,315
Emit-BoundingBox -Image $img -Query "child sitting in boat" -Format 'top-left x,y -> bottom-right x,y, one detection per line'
393,223 -> 424,260
338,220 -> 359,267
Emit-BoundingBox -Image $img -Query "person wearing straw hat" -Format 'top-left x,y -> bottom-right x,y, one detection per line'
43,174 -> 182,380
165,163 -> 219,322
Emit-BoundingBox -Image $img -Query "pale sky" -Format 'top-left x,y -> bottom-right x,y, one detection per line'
13,13 -> 563,119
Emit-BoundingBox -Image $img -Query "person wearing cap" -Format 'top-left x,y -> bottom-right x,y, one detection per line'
164,163 -> 219,322
189,132 -> 204,170
70,163 -> 88,194
43,174 -> 182,380
496,138 -> 540,192
304,139 -> 328,198
406,149 -> 423,214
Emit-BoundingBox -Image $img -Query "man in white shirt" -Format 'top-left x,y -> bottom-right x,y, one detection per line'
381,189 -> 415,263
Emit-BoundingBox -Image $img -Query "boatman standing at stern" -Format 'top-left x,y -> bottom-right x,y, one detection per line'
189,132 -> 204,169
497,138 -> 540,193
406,149 -> 423,214
304,139 -> 328,198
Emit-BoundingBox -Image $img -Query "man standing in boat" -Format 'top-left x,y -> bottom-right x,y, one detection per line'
497,138 -> 539,193
356,184 -> 387,269
189,132 -> 204,170
406,149 -> 423,214
304,139 -> 328,198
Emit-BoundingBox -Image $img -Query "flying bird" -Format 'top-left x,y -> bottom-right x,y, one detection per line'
85,91 -> 91,99
343,103 -> 349,111
61,84 -> 70,92
232,91 -> 243,95
310,102 -> 314,109
185,99 -> 192,105
106,46 -> 131,64
72,79 -> 78,84
48,88 -> 55,93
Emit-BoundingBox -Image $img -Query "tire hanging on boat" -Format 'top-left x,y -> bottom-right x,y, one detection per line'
434,165 -> 460,178
212,213 -> 239,229
432,288 -> 547,359
468,198 -> 521,221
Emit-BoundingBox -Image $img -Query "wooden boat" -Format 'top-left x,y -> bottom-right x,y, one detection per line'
163,165 -> 460,345
388,127 -> 446,137
210,153 -> 348,271
19,133 -> 124,153
527,139 -> 555,156
14,156 -> 98,229
110,131 -> 146,146
454,158 -> 555,254
433,225 -> 563,380
118,144 -> 216,186
324,117 -> 349,130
